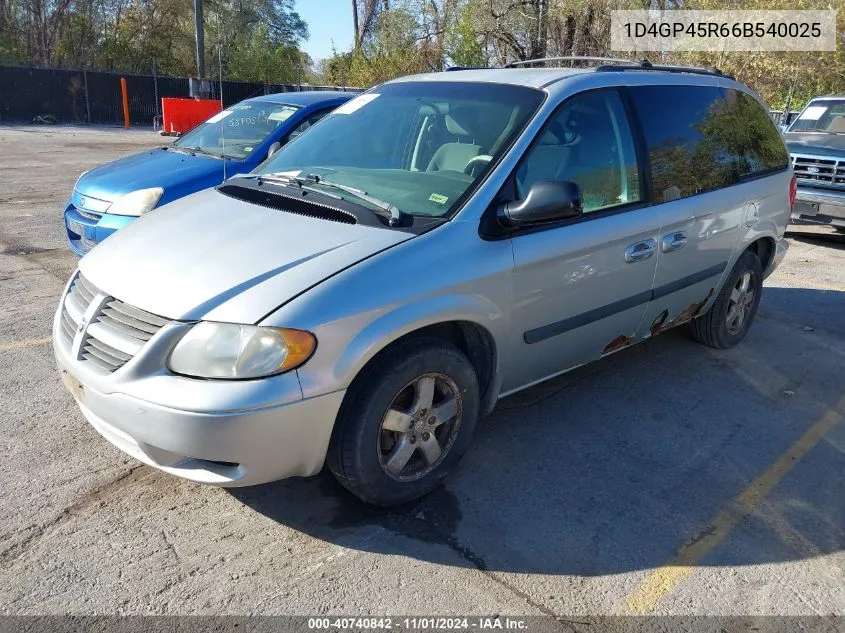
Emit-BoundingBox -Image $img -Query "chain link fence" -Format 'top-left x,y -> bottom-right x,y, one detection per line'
0,66 -> 358,126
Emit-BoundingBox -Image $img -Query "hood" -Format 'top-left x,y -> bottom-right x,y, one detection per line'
76,148 -> 226,203
79,188 -> 414,323
784,132 -> 845,159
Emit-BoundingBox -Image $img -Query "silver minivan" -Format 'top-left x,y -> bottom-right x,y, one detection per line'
54,59 -> 793,506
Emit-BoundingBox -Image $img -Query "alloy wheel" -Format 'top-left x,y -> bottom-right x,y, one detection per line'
726,271 -> 757,335
377,373 -> 462,482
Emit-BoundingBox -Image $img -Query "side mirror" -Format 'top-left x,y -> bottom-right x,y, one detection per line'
777,123 -> 788,134
267,141 -> 282,159
498,180 -> 583,227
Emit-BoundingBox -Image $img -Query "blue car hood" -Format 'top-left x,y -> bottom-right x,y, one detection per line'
76,147 -> 227,203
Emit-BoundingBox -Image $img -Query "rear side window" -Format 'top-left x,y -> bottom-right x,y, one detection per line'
629,85 -> 788,203
728,90 -> 790,176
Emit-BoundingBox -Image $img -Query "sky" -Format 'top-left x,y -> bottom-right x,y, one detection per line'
295,0 -> 355,61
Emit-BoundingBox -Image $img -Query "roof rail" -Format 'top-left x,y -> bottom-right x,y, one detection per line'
596,59 -> 733,80
505,56 -> 638,68
445,66 -> 489,72
505,56 -> 733,79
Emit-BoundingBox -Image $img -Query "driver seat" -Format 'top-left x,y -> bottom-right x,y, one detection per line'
427,143 -> 483,173
426,106 -> 482,173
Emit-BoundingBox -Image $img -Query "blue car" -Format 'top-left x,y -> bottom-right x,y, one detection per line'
64,91 -> 355,256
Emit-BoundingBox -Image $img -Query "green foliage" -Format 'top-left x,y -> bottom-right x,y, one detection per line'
4,0 -> 844,106
444,6 -> 487,67
341,4 -> 439,87
1,0 -> 309,82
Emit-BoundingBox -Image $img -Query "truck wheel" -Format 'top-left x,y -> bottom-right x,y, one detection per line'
327,338 -> 479,506
691,250 -> 763,349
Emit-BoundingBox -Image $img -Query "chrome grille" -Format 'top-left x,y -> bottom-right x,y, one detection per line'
97,300 -> 167,342
60,273 -> 169,374
791,154 -> 845,188
59,275 -> 95,346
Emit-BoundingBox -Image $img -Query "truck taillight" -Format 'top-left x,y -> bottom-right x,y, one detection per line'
789,174 -> 797,210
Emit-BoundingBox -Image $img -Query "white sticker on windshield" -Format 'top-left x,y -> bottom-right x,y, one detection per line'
206,110 -> 233,123
799,106 -> 827,121
268,107 -> 297,122
334,94 -> 380,115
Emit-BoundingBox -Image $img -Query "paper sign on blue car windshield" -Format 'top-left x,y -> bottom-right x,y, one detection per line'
206,110 -> 233,123
335,94 -> 380,115
268,106 -> 298,123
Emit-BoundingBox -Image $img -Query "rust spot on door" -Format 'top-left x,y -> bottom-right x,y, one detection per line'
603,334 -> 633,355
650,288 -> 715,336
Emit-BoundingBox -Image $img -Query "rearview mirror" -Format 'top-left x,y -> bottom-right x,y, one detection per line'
267,141 -> 282,159
498,180 -> 582,227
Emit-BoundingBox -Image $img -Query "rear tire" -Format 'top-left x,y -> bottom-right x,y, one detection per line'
691,250 -> 763,349
327,338 -> 479,506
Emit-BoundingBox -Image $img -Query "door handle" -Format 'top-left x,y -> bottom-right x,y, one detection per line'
624,239 -> 656,263
661,231 -> 688,253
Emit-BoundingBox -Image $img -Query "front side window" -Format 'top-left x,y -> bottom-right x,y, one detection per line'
174,101 -> 300,160
630,85 -> 788,203
259,82 -> 545,218
788,99 -> 845,133
515,89 -> 641,213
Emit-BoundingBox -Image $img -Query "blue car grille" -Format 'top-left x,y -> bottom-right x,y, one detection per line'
75,208 -> 101,221
60,273 -> 170,373
71,190 -> 111,215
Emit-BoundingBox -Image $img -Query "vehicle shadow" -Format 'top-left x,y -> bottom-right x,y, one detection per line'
230,286 -> 845,575
786,226 -> 845,252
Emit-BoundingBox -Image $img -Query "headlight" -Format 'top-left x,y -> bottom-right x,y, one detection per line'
107,187 -> 163,217
168,322 -> 316,379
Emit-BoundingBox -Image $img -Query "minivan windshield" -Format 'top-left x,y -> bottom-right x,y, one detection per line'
258,82 -> 545,218
787,99 -> 845,134
174,101 -> 300,159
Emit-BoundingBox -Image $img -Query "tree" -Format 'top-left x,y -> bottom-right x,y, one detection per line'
0,0 -> 310,83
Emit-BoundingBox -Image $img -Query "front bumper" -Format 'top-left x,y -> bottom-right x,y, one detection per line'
53,281 -> 345,487
791,186 -> 845,228
64,204 -> 136,257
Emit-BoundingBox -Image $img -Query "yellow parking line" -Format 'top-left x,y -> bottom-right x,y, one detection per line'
624,405 -> 843,615
0,336 -> 52,351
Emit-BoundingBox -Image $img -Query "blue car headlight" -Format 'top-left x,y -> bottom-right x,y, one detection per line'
107,187 -> 163,217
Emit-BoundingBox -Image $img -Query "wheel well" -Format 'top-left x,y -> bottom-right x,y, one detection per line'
356,321 -> 497,412
746,237 -> 775,271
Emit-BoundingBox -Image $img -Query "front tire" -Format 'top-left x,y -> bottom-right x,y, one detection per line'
691,250 -> 763,349
327,338 -> 480,506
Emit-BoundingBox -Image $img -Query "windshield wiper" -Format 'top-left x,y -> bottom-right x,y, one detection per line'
237,172 -> 343,199
179,145 -> 226,159
303,174 -> 406,226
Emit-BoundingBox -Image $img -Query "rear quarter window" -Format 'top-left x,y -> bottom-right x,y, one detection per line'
629,85 -> 789,203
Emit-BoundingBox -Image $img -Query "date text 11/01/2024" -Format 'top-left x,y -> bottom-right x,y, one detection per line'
307,617 -> 529,630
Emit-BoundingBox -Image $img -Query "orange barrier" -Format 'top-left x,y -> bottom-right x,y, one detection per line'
120,77 -> 130,128
161,98 -> 222,135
